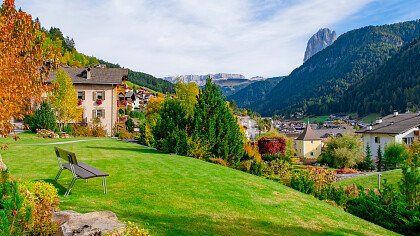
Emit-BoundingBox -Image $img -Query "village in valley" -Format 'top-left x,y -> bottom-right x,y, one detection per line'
1,0 -> 419,235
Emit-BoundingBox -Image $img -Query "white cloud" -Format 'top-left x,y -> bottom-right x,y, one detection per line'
16,0 -> 373,78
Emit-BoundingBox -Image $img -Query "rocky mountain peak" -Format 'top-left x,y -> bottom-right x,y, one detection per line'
303,28 -> 337,62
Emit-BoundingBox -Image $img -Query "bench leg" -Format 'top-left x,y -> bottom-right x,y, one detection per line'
54,168 -> 63,182
102,176 -> 107,194
64,177 -> 77,197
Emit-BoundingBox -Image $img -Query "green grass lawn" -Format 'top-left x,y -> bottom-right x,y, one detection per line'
1,133 -> 395,235
361,113 -> 381,123
335,169 -> 404,189
301,116 -> 329,124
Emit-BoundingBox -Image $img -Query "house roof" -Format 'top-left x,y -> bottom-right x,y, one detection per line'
356,113 -> 420,134
296,124 -> 321,140
46,67 -> 128,85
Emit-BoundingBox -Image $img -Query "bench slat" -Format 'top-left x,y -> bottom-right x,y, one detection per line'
78,162 -> 109,177
63,163 -> 96,179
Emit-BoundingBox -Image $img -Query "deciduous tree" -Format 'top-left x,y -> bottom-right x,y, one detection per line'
0,0 -> 47,137
50,69 -> 82,129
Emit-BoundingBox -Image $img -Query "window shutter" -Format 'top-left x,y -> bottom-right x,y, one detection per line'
102,90 -> 106,100
82,91 -> 85,100
92,110 -> 96,118
93,92 -> 96,101
102,109 -> 105,118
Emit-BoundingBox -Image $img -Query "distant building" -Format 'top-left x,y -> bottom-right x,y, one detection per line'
356,111 -> 420,158
295,123 -> 322,159
47,67 -> 128,135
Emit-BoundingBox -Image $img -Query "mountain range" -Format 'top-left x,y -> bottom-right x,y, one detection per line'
227,19 -> 420,117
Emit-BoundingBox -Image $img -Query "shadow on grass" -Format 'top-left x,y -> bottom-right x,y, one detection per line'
123,211 -> 373,236
36,178 -> 68,195
85,146 -> 159,154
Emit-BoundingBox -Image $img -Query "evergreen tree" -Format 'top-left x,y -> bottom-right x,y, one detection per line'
193,78 -> 244,164
377,146 -> 383,171
25,101 -> 57,132
399,153 -> 420,209
358,144 -> 374,171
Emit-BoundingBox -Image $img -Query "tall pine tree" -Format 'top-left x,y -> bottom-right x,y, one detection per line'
193,78 -> 244,164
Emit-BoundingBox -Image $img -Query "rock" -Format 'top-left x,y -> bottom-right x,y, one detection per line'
54,211 -> 125,236
303,28 -> 337,62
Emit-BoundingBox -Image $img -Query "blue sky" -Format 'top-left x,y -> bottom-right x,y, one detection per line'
16,0 -> 420,78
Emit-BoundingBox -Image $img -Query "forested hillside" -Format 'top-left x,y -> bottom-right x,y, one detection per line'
227,76 -> 284,107
336,38 -> 420,115
249,20 -> 420,116
44,27 -> 174,94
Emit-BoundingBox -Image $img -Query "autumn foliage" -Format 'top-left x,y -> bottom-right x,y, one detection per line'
257,137 -> 287,156
0,0 -> 47,136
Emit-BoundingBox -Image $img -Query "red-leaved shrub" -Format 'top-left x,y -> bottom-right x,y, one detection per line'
257,137 -> 286,156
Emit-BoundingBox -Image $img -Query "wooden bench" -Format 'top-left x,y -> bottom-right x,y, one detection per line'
54,147 -> 109,197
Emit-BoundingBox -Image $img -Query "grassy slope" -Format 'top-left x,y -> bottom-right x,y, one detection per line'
1,134 -> 395,235
336,169 -> 403,189
301,116 -> 329,123
361,113 -> 381,123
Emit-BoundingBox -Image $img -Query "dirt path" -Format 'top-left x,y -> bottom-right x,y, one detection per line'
19,139 -> 105,146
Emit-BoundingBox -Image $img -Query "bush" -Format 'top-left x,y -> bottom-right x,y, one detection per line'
0,169 -> 31,235
36,129 -> 59,139
249,160 -> 265,176
262,159 -> 292,183
347,184 -> 420,235
257,137 -> 286,157
72,118 -> 107,137
335,168 -> 359,174
20,181 -> 59,235
243,143 -> 262,162
186,136 -> 211,160
25,101 -> 57,132
318,134 -> 364,168
90,118 -> 107,137
384,142 -> 408,170
315,185 -> 348,207
290,170 -> 315,194
107,221 -> 150,236
117,130 -> 135,140
209,158 -> 229,167
238,160 -> 253,173
125,117 -> 135,133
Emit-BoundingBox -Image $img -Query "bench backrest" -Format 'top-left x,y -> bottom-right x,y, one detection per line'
54,147 -> 78,165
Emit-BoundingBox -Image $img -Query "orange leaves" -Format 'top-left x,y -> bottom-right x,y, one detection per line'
0,0 -> 46,137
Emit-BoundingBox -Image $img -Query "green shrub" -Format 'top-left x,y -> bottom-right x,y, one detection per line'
125,117 -> 135,133
25,101 -> 57,132
62,124 -> 72,134
318,134 -> 364,168
346,184 -> 420,235
186,136 -> 211,160
290,170 -> 316,195
20,181 -> 59,235
262,159 -> 291,182
0,169 -> 31,235
315,185 -> 348,207
384,142 -> 408,170
249,160 -> 264,176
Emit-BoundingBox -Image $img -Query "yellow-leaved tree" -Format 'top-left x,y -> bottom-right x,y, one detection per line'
51,69 -> 83,130
0,0 -> 48,167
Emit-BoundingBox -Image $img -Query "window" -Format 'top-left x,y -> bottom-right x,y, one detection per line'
77,91 -> 85,100
93,109 -> 105,118
403,137 -> 413,145
311,140 -> 313,144
310,152 -> 314,156
94,91 -> 105,100
374,137 -> 380,143
96,91 -> 104,100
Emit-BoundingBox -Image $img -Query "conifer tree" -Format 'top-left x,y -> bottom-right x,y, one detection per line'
193,78 -> 244,164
